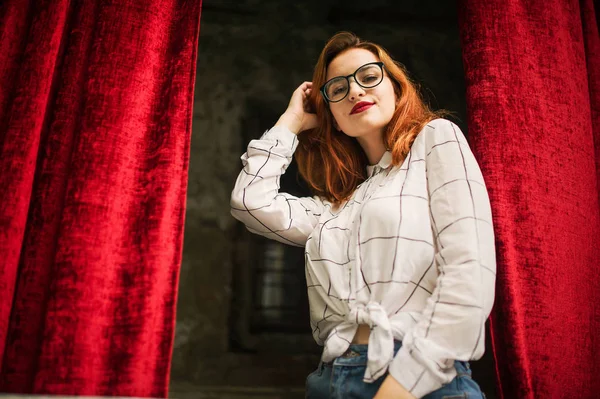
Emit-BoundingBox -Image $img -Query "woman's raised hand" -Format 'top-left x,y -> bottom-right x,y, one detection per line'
275,81 -> 318,135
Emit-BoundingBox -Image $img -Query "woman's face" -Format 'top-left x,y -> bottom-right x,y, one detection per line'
325,48 -> 397,141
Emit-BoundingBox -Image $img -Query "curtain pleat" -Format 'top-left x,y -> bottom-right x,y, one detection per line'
458,0 -> 600,397
0,0 -> 202,396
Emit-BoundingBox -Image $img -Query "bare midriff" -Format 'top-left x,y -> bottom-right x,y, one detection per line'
351,324 -> 371,344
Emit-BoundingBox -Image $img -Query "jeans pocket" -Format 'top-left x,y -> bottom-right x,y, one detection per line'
425,362 -> 482,399
333,364 -> 384,399
306,361 -> 331,399
307,361 -> 323,380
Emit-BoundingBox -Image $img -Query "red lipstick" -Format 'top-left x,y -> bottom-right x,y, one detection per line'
350,101 -> 374,115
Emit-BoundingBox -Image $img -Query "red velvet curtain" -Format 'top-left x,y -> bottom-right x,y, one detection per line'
458,0 -> 600,398
0,0 -> 201,396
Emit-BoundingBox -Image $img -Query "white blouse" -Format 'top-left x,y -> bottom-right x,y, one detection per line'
230,118 -> 496,398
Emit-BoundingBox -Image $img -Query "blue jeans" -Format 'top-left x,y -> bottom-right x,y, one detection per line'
306,341 -> 485,399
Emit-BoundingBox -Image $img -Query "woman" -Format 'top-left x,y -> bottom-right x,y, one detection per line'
230,31 -> 495,399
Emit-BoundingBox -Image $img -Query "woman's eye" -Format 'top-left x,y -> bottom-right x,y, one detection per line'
362,75 -> 377,82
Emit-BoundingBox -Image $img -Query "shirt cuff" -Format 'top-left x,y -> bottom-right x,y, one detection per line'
387,344 -> 452,398
260,125 -> 299,152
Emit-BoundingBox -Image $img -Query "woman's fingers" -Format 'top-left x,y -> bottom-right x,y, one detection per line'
298,82 -> 312,97
300,81 -> 312,91
281,81 -> 317,133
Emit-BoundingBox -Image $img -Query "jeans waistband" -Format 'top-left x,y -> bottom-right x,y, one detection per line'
322,339 -> 402,366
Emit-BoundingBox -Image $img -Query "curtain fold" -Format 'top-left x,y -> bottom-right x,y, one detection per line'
0,0 -> 201,396
458,0 -> 600,398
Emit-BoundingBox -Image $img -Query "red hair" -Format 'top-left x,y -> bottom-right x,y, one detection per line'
296,31 -> 449,205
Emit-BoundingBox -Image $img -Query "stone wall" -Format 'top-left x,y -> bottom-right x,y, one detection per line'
170,1 -> 496,398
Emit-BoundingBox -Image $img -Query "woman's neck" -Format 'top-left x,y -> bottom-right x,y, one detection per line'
357,132 -> 387,165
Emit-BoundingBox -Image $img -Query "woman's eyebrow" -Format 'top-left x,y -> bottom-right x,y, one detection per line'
327,69 -> 350,79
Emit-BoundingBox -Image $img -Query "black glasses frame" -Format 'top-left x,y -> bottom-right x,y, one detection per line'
320,62 -> 385,103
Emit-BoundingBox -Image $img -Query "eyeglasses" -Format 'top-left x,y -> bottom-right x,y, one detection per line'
320,62 -> 385,103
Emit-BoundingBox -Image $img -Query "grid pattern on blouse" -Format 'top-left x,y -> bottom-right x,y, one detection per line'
230,118 -> 496,398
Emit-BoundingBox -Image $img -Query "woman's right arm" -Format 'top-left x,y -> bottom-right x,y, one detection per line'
230,82 -> 322,247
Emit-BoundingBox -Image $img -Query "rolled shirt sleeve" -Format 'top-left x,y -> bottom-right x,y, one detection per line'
230,125 -> 324,247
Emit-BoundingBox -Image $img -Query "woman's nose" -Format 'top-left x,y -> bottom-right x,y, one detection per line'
348,80 -> 365,101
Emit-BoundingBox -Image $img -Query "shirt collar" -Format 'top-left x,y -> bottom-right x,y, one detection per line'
366,150 -> 392,177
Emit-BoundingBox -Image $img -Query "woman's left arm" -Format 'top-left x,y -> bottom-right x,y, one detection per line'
384,119 -> 497,398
